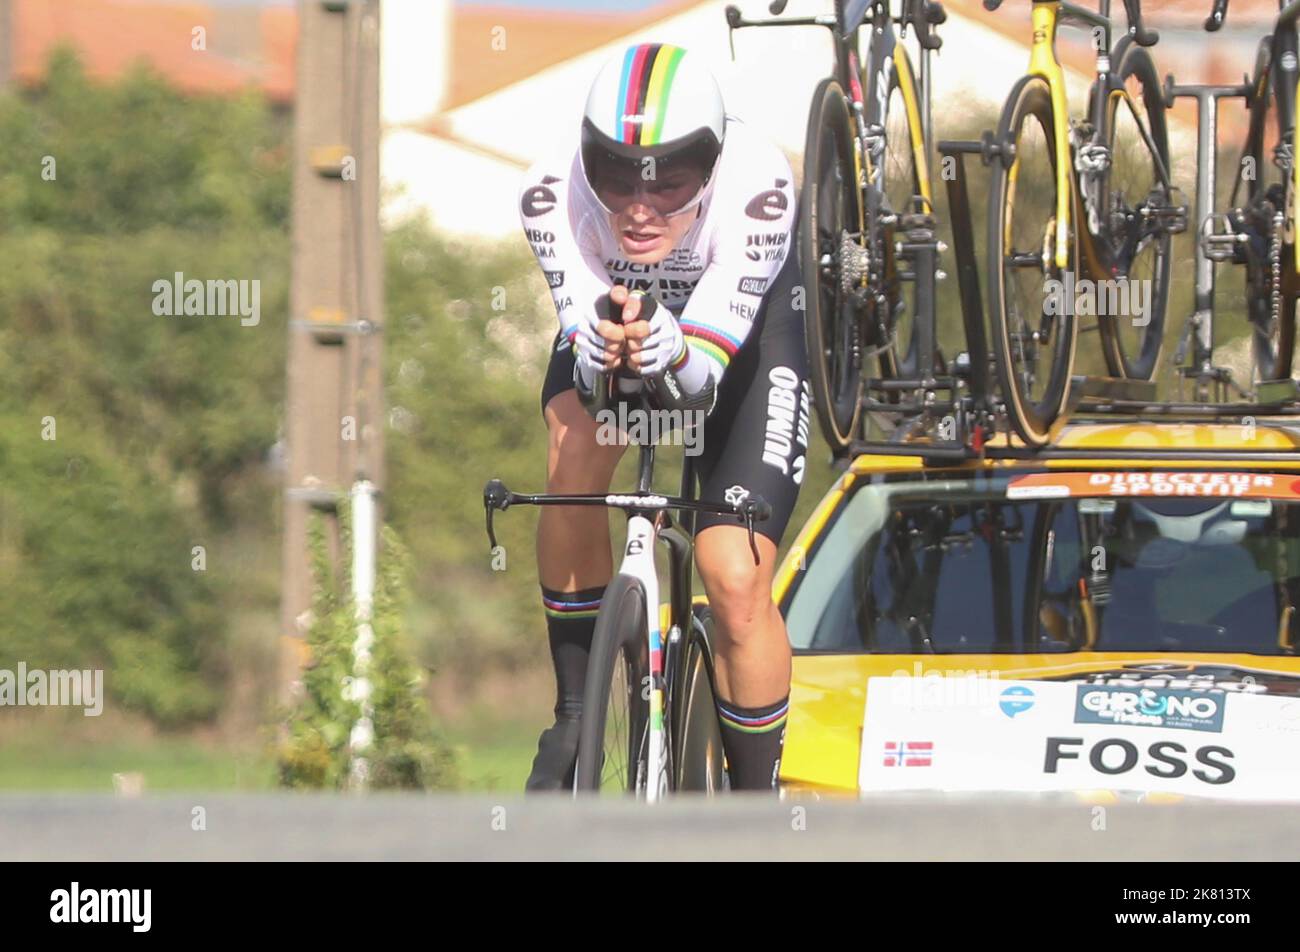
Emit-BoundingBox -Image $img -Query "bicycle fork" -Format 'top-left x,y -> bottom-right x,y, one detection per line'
621,513 -> 669,802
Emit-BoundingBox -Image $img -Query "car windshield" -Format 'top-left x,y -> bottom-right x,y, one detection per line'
785,470 -> 1300,655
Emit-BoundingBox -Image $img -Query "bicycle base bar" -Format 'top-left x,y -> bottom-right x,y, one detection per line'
482,480 -> 771,563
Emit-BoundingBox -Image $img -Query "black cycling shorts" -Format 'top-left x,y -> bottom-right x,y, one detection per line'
540,251 -> 810,545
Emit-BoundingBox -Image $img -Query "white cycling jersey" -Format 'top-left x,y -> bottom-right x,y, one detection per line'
518,117 -> 797,386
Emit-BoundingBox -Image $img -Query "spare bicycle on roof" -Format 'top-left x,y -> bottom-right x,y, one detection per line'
753,0 -> 1300,464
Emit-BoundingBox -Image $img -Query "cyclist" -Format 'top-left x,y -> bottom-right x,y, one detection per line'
518,43 -> 809,792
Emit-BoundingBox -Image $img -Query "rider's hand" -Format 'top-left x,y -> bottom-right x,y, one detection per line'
611,285 -> 647,367
572,298 -> 627,378
624,320 -> 650,367
615,287 -> 683,376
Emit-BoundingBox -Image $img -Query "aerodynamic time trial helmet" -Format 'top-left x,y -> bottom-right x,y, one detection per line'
580,43 -> 725,217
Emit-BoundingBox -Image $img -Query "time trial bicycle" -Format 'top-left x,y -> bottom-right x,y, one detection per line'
727,0 -> 949,454
984,0 -> 1186,445
484,385 -> 769,798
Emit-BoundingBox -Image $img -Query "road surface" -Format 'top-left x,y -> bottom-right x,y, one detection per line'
1,793 -> 1296,860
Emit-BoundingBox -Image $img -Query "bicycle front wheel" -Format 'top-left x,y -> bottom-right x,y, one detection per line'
673,606 -> 728,793
1095,39 -> 1173,381
988,76 -> 1077,446
1240,36 -> 1298,382
574,574 -> 650,794
866,49 -> 929,381
800,77 -> 865,454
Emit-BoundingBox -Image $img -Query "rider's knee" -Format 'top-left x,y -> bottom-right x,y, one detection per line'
698,546 -> 770,634
545,393 -> 620,493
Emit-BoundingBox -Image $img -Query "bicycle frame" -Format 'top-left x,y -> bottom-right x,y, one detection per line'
854,0 -> 943,383
483,437 -> 768,800
858,0 -> 934,211
616,509 -> 668,798
726,0 -> 938,242
1171,0 -> 1300,392
1233,0 -> 1300,272
622,439 -> 694,802
1276,0 -> 1300,271
1016,0 -> 1168,273
1023,1 -> 1077,270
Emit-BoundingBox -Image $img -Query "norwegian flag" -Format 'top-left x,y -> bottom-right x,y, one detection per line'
883,741 -> 933,767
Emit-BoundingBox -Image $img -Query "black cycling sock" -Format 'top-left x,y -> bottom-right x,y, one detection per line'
541,585 -> 605,720
716,694 -> 789,791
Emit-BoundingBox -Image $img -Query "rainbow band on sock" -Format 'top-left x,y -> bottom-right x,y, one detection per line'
616,44 -> 687,146
542,593 -> 603,620
717,700 -> 789,735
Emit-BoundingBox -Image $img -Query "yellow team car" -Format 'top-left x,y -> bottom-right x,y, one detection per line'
775,419 -> 1300,801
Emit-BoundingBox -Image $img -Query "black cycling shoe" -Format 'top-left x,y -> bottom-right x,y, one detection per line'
524,717 -> 581,792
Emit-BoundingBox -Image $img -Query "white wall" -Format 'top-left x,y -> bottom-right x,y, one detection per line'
381,0 -> 452,126
381,129 -> 529,238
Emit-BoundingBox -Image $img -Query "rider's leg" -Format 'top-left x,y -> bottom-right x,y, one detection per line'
527,387 -> 627,791
688,251 -> 808,791
696,526 -> 792,791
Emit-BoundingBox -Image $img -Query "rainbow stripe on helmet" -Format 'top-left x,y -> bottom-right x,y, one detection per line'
615,43 -> 687,146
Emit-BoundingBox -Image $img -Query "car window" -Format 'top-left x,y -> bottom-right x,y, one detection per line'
785,472 -> 1300,655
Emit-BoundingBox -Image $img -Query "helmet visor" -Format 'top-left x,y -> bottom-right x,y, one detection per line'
581,124 -> 720,217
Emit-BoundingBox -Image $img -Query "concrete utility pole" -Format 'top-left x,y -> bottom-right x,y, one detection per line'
281,0 -> 385,683
0,0 -> 13,89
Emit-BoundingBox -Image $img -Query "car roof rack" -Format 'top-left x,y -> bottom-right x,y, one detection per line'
837,137 -> 1300,467
848,374 -> 1300,466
